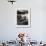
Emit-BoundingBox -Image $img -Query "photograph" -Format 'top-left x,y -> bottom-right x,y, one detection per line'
17,10 -> 28,25
16,8 -> 31,28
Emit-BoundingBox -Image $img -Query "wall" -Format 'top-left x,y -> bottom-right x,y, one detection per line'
0,0 -> 46,42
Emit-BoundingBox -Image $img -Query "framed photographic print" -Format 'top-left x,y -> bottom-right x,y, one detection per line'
16,8 -> 31,28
